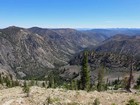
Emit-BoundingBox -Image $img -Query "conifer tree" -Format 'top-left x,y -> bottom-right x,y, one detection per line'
75,80 -> 78,90
4,76 -> 11,87
42,82 -> 46,87
30,78 -> 35,86
136,76 -> 140,86
23,80 -> 30,97
70,80 -> 75,90
97,67 -> 105,92
48,74 -> 55,88
0,74 -> 3,84
70,80 -> 78,90
81,51 -> 90,91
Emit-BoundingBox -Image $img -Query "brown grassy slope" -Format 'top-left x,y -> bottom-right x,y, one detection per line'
0,86 -> 140,105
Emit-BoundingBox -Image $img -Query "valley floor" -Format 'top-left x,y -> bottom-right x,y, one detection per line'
0,86 -> 140,105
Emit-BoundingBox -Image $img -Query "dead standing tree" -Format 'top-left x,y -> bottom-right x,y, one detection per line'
126,56 -> 135,92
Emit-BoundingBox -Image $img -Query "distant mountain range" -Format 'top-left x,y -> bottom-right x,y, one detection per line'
0,26 -> 140,78
0,26 -> 98,78
83,28 -> 140,37
95,35 -> 140,58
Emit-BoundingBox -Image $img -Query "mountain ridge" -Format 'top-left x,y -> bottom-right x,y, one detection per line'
0,26 -> 99,78
95,34 -> 140,58
0,26 -> 140,79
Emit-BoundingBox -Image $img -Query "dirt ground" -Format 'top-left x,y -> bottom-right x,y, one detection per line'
0,86 -> 140,105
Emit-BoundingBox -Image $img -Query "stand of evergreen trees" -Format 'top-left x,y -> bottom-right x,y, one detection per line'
0,73 -> 19,88
0,51 -> 140,93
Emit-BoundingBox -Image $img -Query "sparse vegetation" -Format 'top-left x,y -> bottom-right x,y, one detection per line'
46,96 -> 60,104
23,81 -> 30,97
0,73 -> 20,88
112,103 -> 117,105
134,76 -> 140,89
0,83 -> 140,105
67,102 -> 79,105
126,99 -> 139,105
93,98 -> 100,105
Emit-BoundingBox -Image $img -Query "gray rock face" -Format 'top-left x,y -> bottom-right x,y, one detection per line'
0,26 -> 98,77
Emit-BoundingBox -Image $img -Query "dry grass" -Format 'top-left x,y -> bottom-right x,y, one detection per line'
0,86 -> 140,105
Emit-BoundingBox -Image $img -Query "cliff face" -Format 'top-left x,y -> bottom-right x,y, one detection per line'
0,26 -> 98,78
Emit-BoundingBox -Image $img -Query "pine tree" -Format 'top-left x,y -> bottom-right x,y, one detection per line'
15,80 -> 20,86
48,74 -> 55,88
4,76 -> 11,87
23,80 -> 27,87
30,78 -> 35,86
77,80 -> 82,90
70,80 -> 78,90
75,80 -> 78,90
42,82 -> 46,87
97,67 -> 105,92
70,80 -> 75,90
135,76 -> 140,89
81,51 -> 90,91
136,76 -> 140,86
0,74 -> 3,85
23,81 -> 30,97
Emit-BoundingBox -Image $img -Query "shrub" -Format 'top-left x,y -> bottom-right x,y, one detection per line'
136,76 -> 140,89
23,81 -> 30,97
46,96 -> 60,104
47,96 -> 52,104
93,98 -> 100,105
126,99 -> 139,105
67,102 -> 79,105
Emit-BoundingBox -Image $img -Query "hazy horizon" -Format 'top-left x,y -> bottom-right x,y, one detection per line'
1,26 -> 140,30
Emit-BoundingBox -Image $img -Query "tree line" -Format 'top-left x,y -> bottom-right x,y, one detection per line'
0,51 -> 140,92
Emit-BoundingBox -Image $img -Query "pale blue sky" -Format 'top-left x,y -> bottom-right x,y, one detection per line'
0,0 -> 140,28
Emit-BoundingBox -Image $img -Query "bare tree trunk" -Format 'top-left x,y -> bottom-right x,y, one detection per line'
126,58 -> 134,92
